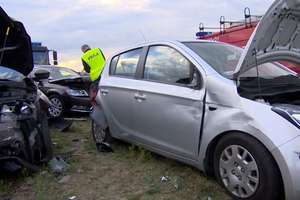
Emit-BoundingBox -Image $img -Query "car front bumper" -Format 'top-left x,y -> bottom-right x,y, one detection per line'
65,95 -> 92,113
273,135 -> 300,200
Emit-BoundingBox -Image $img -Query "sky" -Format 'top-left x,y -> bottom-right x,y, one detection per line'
1,0 -> 273,71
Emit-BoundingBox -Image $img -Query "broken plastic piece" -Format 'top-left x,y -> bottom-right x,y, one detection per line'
160,176 -> 169,182
49,156 -> 68,175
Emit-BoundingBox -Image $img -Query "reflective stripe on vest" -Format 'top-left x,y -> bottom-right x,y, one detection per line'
82,48 -> 105,81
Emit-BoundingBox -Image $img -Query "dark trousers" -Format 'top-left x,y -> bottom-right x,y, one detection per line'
89,77 -> 100,101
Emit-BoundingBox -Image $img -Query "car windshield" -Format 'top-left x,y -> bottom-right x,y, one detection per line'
183,42 -> 242,78
0,66 -> 25,82
33,51 -> 49,65
183,42 -> 297,79
51,67 -> 79,80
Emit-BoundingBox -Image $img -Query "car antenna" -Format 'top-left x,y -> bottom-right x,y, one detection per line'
253,48 -> 262,99
139,30 -> 147,43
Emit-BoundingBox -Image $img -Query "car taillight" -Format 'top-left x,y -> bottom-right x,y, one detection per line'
89,87 -> 98,106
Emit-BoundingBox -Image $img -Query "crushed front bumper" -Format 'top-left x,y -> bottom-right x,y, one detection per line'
0,107 -> 40,171
66,96 -> 92,113
0,124 -> 24,158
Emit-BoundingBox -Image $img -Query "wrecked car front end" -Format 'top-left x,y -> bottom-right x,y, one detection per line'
0,68 -> 52,171
0,7 -> 53,171
49,76 -> 92,113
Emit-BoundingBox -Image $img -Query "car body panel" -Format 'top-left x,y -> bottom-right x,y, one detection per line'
198,73 -> 300,169
272,135 -> 300,200
235,0 -> 300,77
99,76 -> 138,137
131,80 -> 204,160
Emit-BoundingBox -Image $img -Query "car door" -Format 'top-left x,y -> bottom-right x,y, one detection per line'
131,45 -> 205,160
99,48 -> 143,137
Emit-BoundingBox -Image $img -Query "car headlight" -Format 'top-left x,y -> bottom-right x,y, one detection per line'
272,106 -> 300,129
20,105 -> 32,115
66,89 -> 88,97
1,105 -> 13,114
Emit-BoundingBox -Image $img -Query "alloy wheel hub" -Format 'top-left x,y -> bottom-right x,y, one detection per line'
92,122 -> 106,143
49,98 -> 63,117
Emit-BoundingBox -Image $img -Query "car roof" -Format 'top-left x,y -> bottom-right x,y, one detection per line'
110,40 -> 219,58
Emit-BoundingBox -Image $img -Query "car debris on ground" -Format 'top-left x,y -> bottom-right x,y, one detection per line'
49,156 -> 69,175
48,118 -> 73,132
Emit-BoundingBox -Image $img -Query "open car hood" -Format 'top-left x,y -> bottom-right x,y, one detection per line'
50,76 -> 91,90
0,7 -> 33,76
234,0 -> 300,78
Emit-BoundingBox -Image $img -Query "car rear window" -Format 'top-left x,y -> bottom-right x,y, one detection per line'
112,48 -> 142,77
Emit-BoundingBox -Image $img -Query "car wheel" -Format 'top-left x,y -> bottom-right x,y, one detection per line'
48,94 -> 64,118
213,133 -> 283,200
91,120 -> 112,144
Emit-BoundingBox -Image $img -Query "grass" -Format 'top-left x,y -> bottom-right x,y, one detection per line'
0,119 -> 230,200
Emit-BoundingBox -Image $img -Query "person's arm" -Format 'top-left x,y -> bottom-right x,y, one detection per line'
82,58 -> 90,73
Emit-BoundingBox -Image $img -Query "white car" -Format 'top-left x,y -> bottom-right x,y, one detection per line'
92,0 -> 300,199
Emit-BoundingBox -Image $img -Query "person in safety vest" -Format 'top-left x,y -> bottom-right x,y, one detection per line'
81,44 -> 106,83
81,45 -> 112,153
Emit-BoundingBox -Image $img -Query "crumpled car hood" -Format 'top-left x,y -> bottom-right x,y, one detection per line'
50,76 -> 91,90
234,0 -> 300,78
0,6 -> 33,76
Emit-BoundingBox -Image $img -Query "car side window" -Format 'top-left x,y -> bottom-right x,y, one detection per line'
144,45 -> 200,87
113,48 -> 142,77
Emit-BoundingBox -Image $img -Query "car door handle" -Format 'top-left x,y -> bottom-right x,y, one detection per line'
134,93 -> 146,101
101,89 -> 109,96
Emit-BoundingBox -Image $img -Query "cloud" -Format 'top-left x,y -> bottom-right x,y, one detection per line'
78,0 -> 150,11
1,0 -> 273,71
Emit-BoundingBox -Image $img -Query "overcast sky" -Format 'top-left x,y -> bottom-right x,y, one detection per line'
1,0 -> 273,71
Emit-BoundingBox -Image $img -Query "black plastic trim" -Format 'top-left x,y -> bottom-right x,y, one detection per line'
272,107 -> 300,129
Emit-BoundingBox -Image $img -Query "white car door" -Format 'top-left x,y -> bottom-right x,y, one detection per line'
130,45 -> 206,160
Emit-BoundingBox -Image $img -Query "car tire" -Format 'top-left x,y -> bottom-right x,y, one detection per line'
48,94 -> 65,118
213,133 -> 283,200
91,120 -> 113,144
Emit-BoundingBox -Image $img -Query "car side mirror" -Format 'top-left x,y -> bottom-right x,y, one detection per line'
34,69 -> 50,81
53,51 -> 58,65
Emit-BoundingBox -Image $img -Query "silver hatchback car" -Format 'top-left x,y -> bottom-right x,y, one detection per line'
92,0 -> 300,199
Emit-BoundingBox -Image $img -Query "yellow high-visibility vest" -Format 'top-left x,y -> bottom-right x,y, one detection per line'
82,48 -> 105,81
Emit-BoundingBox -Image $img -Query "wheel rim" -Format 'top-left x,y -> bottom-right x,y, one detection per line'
219,145 -> 259,198
92,121 -> 106,143
48,97 -> 63,117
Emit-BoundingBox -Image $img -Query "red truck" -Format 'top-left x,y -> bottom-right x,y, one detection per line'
197,8 -> 300,74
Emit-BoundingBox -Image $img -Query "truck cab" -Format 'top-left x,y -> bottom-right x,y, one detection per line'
32,42 -> 58,66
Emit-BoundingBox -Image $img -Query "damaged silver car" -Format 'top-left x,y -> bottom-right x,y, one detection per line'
92,0 -> 300,199
0,7 -> 53,171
